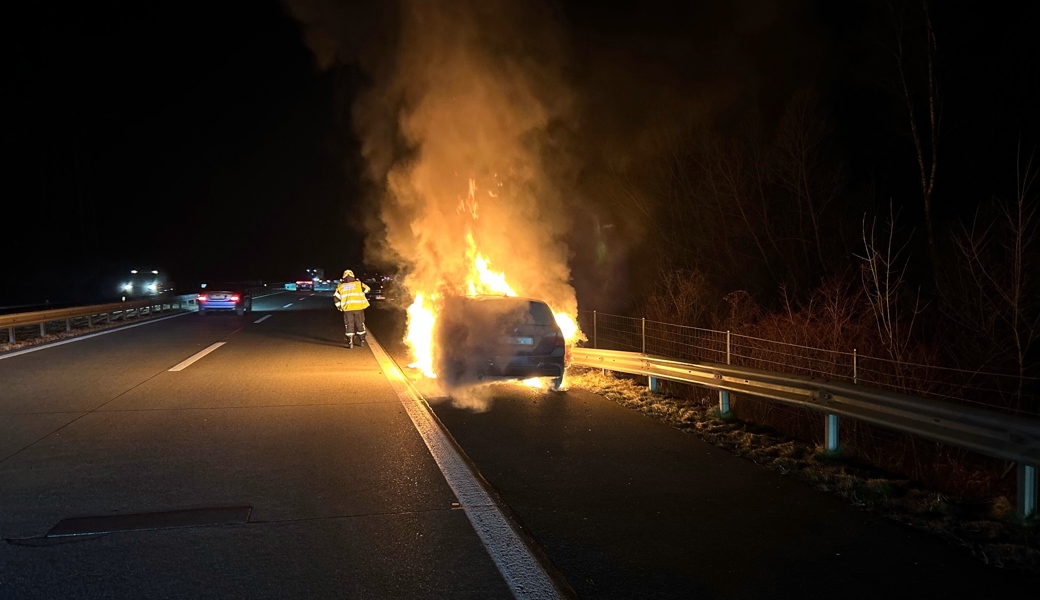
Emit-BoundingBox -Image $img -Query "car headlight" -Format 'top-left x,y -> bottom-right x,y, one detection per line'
147,282 -> 158,292
122,283 -> 133,292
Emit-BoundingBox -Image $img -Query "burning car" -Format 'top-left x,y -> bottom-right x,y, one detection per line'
432,295 -> 566,391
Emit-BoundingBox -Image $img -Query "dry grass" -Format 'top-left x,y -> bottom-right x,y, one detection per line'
566,365 -> 1040,574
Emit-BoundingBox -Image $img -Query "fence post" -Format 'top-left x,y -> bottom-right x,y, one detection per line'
1019,464 -> 1038,519
853,349 -> 858,384
641,318 -> 646,355
593,311 -> 597,349
726,330 -> 731,365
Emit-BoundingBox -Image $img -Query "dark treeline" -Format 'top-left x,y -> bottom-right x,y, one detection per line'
574,0 -> 1040,417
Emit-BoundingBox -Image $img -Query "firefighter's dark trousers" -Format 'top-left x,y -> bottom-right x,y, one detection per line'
342,309 -> 367,346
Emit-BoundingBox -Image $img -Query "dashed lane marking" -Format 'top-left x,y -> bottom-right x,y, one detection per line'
168,342 -> 226,372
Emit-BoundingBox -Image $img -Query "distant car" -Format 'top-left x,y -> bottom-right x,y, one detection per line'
295,279 -> 315,291
197,283 -> 253,316
119,269 -> 174,298
432,295 -> 566,390
363,278 -> 386,302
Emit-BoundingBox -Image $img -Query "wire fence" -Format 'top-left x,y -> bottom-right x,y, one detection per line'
577,310 -> 1040,418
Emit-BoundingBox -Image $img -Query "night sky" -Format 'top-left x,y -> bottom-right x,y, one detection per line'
5,0 -> 1040,306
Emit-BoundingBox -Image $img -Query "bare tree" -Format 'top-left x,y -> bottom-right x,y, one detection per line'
857,202 -> 924,372
772,90 -> 847,275
943,147 -> 1040,413
888,0 -> 941,265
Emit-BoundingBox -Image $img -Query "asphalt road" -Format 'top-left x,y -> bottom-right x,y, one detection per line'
1,291 -> 1037,598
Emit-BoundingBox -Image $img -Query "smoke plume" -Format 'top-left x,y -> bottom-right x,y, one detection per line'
288,0 -> 580,315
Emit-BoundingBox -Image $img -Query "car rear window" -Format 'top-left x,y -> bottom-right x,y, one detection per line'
201,282 -> 245,291
446,297 -> 556,326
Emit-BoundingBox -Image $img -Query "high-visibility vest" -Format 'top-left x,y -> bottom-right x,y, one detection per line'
334,280 -> 370,311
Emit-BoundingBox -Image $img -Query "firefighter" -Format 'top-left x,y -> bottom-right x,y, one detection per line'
334,270 -> 371,348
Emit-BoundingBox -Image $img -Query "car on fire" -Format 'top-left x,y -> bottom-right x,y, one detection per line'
197,282 -> 254,316
432,295 -> 566,391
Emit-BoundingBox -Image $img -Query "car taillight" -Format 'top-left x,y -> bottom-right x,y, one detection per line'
197,294 -> 208,301
230,295 -> 240,302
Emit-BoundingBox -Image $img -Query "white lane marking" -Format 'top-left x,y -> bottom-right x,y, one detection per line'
168,342 -> 226,372
253,315 -> 272,324
0,312 -> 190,361
367,335 -> 560,600
281,303 -> 293,309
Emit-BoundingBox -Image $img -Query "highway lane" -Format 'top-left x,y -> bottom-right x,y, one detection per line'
363,304 -> 1040,599
0,291 -> 515,599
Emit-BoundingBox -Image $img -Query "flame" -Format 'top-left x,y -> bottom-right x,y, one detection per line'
403,240 -> 586,386
405,293 -> 437,377
402,178 -> 585,387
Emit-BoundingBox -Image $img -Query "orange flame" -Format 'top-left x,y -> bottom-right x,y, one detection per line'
402,178 -> 584,387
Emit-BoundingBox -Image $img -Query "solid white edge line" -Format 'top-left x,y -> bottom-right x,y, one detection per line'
168,342 -> 226,372
253,314 -> 272,324
366,334 -> 560,600
0,312 -> 191,361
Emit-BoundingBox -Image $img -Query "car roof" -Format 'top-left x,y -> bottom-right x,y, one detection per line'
442,295 -> 556,324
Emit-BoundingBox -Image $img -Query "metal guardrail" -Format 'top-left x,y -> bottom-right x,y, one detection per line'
0,295 -> 200,344
0,284 -> 295,345
571,347 -> 1040,518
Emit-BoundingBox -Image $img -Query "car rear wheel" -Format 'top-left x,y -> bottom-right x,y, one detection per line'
549,376 -> 564,391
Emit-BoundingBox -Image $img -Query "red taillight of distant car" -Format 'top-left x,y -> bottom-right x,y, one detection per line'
197,294 -> 208,302
229,295 -> 240,302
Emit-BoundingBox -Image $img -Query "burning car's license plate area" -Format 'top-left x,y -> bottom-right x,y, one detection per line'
501,336 -> 534,345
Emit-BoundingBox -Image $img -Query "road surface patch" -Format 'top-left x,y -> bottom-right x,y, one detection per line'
47,506 -> 252,537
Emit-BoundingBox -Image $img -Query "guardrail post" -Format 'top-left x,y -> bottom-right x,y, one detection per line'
87,314 -> 93,327
66,318 -> 72,332
648,376 -> 658,393
825,414 -> 840,453
1019,463 -> 1037,519
7,327 -> 13,344
39,323 -> 46,338
719,390 -> 730,415
641,318 -> 646,355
